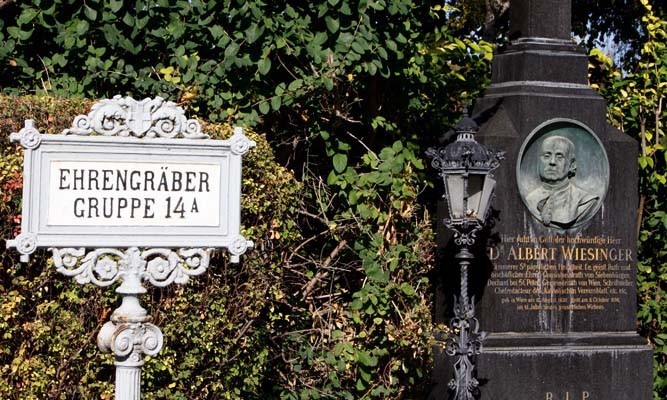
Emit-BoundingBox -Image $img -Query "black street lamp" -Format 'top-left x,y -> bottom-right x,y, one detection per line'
427,111 -> 504,400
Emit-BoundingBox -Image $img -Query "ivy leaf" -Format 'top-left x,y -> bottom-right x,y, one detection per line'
323,76 -> 334,91
258,101 -> 270,115
400,283 -> 416,296
271,95 -> 281,111
207,26 -> 223,40
17,8 -> 39,25
7,27 -> 33,41
258,57 -> 271,75
333,153 -> 348,173
245,23 -> 264,44
52,53 -> 67,67
109,0 -> 123,12
339,32 -> 354,44
287,79 -> 303,91
356,379 -> 366,391
76,20 -> 90,35
359,368 -> 371,382
356,350 -> 378,367
83,5 -> 98,21
412,158 -> 424,170
275,82 -> 286,95
224,42 -> 240,59
352,41 -> 366,54
124,13 -> 135,27
348,190 -> 360,205
325,16 -> 340,33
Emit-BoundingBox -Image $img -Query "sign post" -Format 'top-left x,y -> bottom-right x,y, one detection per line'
7,96 -> 255,399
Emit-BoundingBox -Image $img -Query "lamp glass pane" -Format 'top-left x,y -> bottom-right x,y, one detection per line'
466,174 -> 485,219
445,174 -> 465,219
477,176 -> 496,222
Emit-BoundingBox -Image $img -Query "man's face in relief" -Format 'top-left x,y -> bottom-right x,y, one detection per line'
538,136 -> 573,184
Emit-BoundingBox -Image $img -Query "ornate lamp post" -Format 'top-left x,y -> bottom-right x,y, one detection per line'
426,112 -> 503,400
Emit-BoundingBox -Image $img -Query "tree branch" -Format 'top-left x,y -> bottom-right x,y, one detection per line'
301,239 -> 348,299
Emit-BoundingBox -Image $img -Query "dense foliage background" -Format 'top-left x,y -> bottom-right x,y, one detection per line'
0,0 -> 666,399
0,1 -> 490,399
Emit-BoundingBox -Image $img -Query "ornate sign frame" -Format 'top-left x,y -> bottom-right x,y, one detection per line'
7,96 -> 254,262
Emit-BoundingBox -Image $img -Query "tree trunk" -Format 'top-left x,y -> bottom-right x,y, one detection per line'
484,0 -> 510,40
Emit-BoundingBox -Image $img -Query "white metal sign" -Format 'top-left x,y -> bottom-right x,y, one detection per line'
7,96 -> 255,260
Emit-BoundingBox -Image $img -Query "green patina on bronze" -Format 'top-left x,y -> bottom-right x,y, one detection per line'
517,119 -> 610,230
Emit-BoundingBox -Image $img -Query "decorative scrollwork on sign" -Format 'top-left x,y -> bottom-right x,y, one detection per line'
184,119 -> 202,138
14,233 -> 37,256
9,120 -> 42,149
51,247 -> 212,288
143,248 -> 211,287
230,126 -> 257,155
62,95 -> 208,139
52,248 -> 124,286
229,236 -> 253,256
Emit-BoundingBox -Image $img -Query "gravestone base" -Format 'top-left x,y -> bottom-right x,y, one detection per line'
431,333 -> 653,400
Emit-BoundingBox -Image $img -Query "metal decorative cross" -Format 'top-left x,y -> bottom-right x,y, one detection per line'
7,96 -> 255,400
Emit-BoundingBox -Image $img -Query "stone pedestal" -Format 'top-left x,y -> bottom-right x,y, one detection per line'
432,333 -> 652,400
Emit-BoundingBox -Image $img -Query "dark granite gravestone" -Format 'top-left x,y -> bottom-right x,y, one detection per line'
430,0 -> 653,399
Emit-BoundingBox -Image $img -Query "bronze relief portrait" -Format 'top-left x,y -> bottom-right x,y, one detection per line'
517,120 -> 609,230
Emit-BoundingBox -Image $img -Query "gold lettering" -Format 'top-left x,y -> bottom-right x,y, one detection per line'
524,247 -> 533,260
544,390 -> 590,400
507,246 -> 557,261
625,248 -> 633,261
562,246 -> 575,260
607,248 -> 633,262
598,247 -> 608,261
488,246 -> 499,260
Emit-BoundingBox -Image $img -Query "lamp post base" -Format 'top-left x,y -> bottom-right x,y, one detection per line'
444,246 -> 485,400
